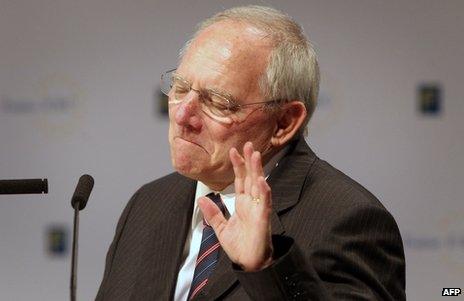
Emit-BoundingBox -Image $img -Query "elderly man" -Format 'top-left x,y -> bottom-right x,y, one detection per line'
97,5 -> 405,301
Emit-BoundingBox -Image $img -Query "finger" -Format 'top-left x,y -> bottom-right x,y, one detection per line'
250,175 -> 268,208
251,181 -> 260,206
230,147 -> 246,194
243,142 -> 254,193
198,197 -> 227,235
243,142 -> 253,173
258,176 -> 272,209
251,151 -> 264,184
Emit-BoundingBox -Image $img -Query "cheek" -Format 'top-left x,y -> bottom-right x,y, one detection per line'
235,116 -> 275,147
208,130 -> 245,161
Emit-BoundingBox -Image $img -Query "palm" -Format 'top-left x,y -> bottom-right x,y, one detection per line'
198,142 -> 273,271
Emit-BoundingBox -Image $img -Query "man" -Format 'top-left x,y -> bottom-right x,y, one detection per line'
97,5 -> 405,301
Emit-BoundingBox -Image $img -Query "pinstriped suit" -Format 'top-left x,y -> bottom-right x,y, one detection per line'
96,138 -> 405,300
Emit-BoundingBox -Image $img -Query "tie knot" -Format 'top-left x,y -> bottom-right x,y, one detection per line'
206,192 -> 222,205
203,193 -> 227,226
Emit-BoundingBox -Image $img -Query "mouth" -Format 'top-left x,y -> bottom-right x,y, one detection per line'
174,137 -> 209,154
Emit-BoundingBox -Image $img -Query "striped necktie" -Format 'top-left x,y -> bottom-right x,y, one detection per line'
187,192 -> 226,300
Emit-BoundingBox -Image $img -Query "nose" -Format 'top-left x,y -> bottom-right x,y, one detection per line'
173,92 -> 203,131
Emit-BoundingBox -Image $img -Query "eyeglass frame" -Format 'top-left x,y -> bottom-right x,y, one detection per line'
160,68 -> 282,116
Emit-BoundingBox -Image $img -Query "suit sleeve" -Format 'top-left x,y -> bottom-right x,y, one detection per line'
234,205 -> 406,300
95,190 -> 139,300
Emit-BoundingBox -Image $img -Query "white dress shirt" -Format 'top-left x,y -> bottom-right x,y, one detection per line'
173,146 -> 288,301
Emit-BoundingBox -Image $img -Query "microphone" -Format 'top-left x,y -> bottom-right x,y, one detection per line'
0,178 -> 48,194
71,174 -> 94,210
70,174 -> 94,301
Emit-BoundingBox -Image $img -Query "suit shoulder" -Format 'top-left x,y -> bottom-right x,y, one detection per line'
120,172 -> 195,221
305,157 -> 386,210
299,157 -> 403,245
136,172 -> 189,192
130,172 -> 194,203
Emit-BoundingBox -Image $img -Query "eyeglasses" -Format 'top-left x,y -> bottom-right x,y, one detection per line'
160,68 -> 280,123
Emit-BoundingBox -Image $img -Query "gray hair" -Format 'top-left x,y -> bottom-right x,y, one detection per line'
180,5 -> 320,136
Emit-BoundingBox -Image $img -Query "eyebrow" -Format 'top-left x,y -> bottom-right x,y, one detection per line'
174,72 -> 238,104
207,87 -> 236,103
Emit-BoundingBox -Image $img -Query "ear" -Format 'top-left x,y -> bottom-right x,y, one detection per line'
271,101 -> 307,147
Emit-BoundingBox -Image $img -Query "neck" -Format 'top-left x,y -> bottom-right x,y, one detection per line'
202,179 -> 233,192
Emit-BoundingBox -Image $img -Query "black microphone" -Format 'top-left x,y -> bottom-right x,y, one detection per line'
71,174 -> 94,210
70,174 -> 94,301
0,178 -> 48,194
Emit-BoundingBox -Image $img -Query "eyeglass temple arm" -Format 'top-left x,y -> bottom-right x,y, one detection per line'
236,99 -> 281,108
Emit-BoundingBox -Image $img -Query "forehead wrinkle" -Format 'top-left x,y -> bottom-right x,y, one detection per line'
190,21 -> 270,67
181,54 -> 228,94
179,21 -> 272,103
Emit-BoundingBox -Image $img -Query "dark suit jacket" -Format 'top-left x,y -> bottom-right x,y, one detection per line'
96,138 -> 406,300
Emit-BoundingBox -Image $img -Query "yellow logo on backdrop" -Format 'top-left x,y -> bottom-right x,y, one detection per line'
36,74 -> 85,139
1,73 -> 86,139
404,211 -> 464,277
438,212 -> 464,274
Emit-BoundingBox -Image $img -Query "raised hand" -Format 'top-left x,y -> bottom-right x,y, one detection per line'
198,141 -> 274,272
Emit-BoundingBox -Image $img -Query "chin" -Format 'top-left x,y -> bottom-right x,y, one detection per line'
171,155 -> 202,179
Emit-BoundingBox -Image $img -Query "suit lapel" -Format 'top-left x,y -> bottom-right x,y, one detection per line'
195,138 -> 317,300
267,138 -> 317,213
132,175 -> 196,300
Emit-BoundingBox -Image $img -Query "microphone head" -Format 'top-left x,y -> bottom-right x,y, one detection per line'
0,178 -> 48,195
71,174 -> 94,210
42,179 -> 48,194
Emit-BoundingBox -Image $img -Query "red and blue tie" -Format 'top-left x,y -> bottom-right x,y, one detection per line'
188,193 -> 226,300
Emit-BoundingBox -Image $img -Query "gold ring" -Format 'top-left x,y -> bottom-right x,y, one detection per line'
251,197 -> 261,204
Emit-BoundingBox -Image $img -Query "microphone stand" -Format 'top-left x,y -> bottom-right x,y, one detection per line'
70,205 -> 80,301
69,174 -> 94,301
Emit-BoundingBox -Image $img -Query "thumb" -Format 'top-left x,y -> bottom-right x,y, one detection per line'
198,196 -> 227,235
